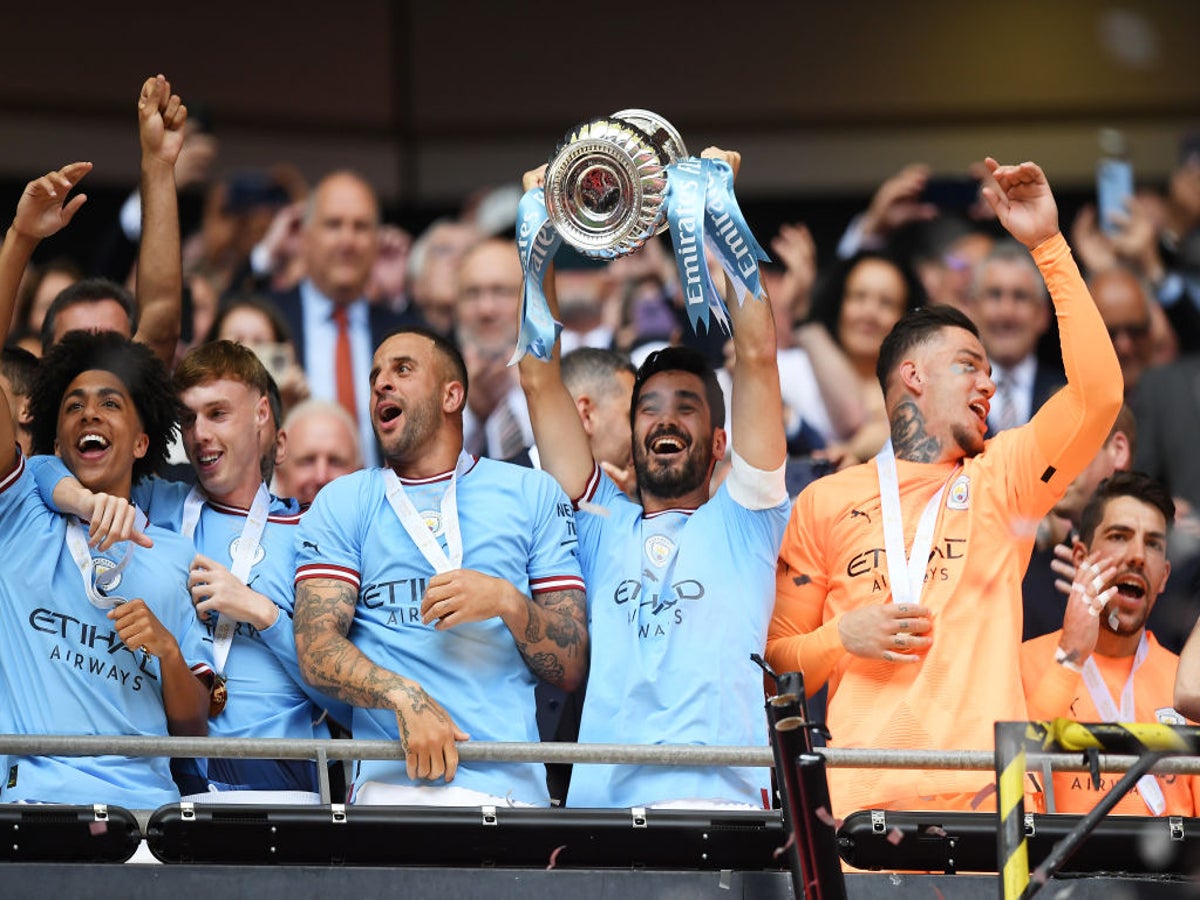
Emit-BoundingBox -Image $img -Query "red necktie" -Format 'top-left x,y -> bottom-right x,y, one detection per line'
332,306 -> 357,423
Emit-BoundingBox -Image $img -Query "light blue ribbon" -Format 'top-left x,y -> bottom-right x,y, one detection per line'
665,157 -> 769,335
664,157 -> 724,334
510,186 -> 564,364
703,159 -> 770,307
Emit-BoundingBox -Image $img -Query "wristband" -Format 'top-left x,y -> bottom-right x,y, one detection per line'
1055,646 -> 1084,674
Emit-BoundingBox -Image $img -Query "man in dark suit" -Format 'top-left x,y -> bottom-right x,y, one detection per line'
975,239 -> 1065,434
271,171 -> 420,467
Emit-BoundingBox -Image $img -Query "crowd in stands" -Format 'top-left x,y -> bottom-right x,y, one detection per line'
4,73 -> 1200,833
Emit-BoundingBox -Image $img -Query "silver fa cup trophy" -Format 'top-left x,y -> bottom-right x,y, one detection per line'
543,109 -> 688,259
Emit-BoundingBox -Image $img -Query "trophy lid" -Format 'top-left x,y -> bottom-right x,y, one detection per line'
611,109 -> 689,166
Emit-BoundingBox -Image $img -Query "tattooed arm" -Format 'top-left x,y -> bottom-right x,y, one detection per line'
294,576 -> 469,782
420,571 -> 588,691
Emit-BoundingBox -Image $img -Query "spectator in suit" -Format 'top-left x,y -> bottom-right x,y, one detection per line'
457,238 -> 532,459
975,240 -> 1064,433
270,171 -> 418,466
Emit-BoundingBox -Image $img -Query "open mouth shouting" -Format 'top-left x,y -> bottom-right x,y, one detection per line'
646,428 -> 689,458
968,399 -> 989,428
75,432 -> 111,460
1109,573 -> 1148,609
375,400 -> 404,432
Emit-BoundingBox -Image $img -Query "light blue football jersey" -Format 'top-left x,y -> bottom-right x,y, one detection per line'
295,457 -> 584,805
0,454 -> 212,807
566,465 -> 789,808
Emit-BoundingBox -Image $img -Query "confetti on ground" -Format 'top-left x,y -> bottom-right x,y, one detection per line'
88,821 -> 108,836
924,825 -> 948,838
546,844 -> 567,870
887,827 -> 905,845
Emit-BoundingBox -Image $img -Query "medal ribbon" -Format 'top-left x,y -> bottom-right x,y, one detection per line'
511,186 -> 564,365
182,484 -> 271,677
875,441 -> 958,608
64,507 -> 149,609
1081,633 -> 1164,815
382,451 -> 473,574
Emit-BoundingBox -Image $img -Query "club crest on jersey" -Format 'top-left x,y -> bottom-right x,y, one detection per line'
93,557 -> 122,593
946,474 -> 970,511
228,537 -> 266,567
644,534 -> 675,568
1157,707 -> 1187,726
421,509 -> 444,536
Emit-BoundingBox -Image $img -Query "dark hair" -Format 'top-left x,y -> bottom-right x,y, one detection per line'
1079,470 -> 1176,546
29,331 -> 181,484
807,251 -> 926,353
40,277 -> 138,353
875,304 -> 980,395
205,295 -> 294,345
561,347 -> 636,400
1,345 -> 38,397
630,345 -> 725,430
382,325 -> 469,400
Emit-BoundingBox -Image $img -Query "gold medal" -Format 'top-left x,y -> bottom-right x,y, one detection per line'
209,675 -> 228,717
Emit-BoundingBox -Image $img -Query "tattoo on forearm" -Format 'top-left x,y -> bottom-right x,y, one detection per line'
525,651 -> 566,686
890,400 -> 942,463
511,587 -> 587,688
294,578 -> 409,711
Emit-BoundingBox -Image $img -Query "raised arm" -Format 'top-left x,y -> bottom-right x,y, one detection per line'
0,163 -> 91,475
294,577 -> 469,781
982,159 -> 1123,488
134,74 -> 185,368
704,148 -> 786,473
516,164 -> 599,501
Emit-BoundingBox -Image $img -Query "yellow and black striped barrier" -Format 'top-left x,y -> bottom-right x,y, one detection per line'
996,718 -> 1200,900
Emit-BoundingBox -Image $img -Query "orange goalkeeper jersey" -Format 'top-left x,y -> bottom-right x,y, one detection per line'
767,233 -> 1122,818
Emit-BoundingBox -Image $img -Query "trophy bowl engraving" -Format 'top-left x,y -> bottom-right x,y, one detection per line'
545,117 -> 669,259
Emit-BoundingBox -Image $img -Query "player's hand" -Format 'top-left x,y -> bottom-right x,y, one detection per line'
980,158 -> 1059,251
420,568 -> 520,630
523,164 -> 547,193
1057,550 -> 1119,666
138,74 -> 187,168
838,603 -> 933,663
11,162 -> 91,241
600,460 -> 638,498
701,146 -> 740,180
391,683 -> 470,782
189,554 -> 280,630
87,493 -> 153,551
109,599 -> 179,661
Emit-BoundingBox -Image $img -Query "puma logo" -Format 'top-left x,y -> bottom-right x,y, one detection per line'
850,508 -> 872,524
302,541 -> 320,554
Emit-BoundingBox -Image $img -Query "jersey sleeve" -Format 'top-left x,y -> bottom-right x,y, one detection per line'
27,453 -> 73,510
766,483 -> 845,694
294,475 -> 365,590
1019,634 -> 1080,721
1006,233 -> 1123,518
525,470 -> 585,596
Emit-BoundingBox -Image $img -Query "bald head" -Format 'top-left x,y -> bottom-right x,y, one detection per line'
303,171 -> 380,305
